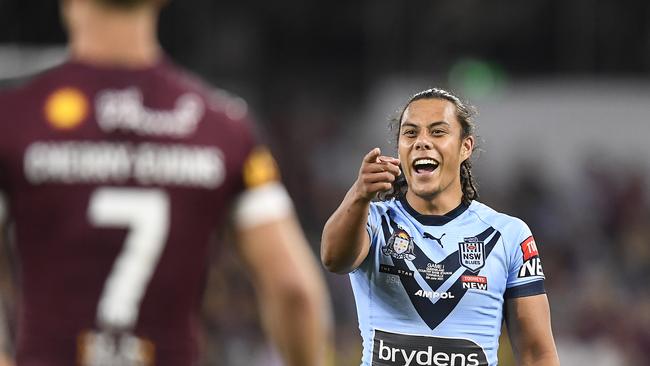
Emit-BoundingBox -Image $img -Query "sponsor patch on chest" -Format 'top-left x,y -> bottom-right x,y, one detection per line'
461,275 -> 488,291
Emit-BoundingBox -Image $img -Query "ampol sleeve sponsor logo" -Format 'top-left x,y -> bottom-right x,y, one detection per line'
372,329 -> 487,366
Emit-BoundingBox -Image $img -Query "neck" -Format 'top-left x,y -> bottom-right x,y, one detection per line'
405,187 -> 463,216
67,2 -> 160,68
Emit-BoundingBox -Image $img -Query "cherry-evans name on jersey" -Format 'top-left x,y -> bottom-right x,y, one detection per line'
24,141 -> 225,188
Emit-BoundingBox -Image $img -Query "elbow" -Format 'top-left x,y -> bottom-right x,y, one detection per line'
320,249 -> 351,274
275,276 -> 324,313
320,238 -> 349,274
320,254 -> 339,274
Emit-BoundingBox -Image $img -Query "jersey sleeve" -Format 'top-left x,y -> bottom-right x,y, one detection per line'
366,202 -> 384,252
230,120 -> 294,229
504,219 -> 546,299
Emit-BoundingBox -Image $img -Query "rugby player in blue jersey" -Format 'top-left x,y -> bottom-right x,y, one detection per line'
322,88 -> 560,366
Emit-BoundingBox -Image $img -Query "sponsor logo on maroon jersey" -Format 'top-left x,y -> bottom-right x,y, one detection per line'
242,146 -> 280,188
44,87 -> 89,130
78,330 -> 155,366
96,87 -> 204,137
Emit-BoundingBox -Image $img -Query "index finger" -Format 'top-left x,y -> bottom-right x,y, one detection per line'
363,148 -> 381,163
377,156 -> 401,166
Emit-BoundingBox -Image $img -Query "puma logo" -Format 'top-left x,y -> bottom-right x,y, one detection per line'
423,232 -> 445,247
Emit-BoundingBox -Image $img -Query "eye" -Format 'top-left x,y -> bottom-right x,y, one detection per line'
402,129 -> 416,137
431,128 -> 447,136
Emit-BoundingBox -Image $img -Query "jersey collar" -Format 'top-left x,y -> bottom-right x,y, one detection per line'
397,195 -> 469,226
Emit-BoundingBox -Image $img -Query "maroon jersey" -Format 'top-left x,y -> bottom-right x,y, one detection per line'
0,58 -> 275,366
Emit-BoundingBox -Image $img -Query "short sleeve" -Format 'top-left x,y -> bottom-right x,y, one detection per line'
504,220 -> 546,299
230,119 -> 294,229
366,202 -> 383,251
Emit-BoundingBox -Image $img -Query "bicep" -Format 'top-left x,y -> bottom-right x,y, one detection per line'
344,228 -> 370,272
505,294 -> 559,365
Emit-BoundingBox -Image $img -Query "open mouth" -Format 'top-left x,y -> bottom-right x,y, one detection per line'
412,158 -> 439,174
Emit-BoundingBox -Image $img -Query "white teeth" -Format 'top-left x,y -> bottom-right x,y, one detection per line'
413,158 -> 437,166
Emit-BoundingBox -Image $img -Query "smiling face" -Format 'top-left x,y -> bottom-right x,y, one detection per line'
398,98 -> 474,211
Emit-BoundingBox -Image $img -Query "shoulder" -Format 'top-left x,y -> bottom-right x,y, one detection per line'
0,61 -> 75,105
0,65 -> 60,130
369,199 -> 400,215
0,66 -> 51,98
466,200 -> 530,239
159,60 -> 250,122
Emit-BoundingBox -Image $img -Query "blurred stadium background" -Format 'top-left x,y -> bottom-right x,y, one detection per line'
1,1 -> 649,365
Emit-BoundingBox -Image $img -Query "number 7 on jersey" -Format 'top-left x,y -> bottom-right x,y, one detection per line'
87,188 -> 170,330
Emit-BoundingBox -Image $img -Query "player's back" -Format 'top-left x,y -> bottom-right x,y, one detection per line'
0,59 -> 256,366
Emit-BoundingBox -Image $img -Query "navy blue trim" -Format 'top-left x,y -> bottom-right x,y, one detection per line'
381,215 -> 502,331
504,280 -> 546,299
398,196 -> 469,226
411,226 -> 495,277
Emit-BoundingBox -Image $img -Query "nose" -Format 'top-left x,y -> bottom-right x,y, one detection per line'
414,136 -> 432,150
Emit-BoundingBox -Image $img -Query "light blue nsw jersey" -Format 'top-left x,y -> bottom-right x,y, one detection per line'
349,197 -> 546,366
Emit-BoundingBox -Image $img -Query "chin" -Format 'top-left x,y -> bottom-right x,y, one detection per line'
410,185 -> 440,200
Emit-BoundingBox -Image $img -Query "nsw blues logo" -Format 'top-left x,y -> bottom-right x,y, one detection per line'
458,237 -> 485,272
382,229 -> 416,261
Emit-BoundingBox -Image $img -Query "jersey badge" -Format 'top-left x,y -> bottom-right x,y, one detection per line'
458,237 -> 485,272
382,229 -> 416,261
44,87 -> 89,130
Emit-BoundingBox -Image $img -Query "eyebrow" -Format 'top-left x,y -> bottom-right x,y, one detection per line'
400,121 -> 450,128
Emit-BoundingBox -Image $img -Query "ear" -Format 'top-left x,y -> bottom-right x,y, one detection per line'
461,136 -> 474,161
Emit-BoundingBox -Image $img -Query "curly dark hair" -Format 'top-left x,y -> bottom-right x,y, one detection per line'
378,88 -> 479,205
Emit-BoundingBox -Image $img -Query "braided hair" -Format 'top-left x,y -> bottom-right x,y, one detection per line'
378,88 -> 479,205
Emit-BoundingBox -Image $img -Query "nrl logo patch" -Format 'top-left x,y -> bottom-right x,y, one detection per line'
382,229 -> 416,261
458,237 -> 485,272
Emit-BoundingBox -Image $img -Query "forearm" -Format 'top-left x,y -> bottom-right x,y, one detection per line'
321,185 -> 371,274
0,226 -> 14,366
516,338 -> 559,366
235,215 -> 331,366
0,296 -> 12,366
520,352 -> 560,366
258,282 -> 328,366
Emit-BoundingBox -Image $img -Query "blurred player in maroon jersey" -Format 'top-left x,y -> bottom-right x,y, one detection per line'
0,0 -> 330,365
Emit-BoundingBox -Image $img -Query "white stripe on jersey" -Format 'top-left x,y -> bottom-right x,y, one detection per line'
232,182 -> 294,229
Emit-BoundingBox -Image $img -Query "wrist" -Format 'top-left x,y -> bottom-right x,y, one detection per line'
349,183 -> 374,204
